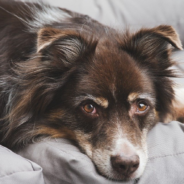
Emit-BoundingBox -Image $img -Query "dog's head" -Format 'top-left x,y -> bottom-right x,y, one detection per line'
8,25 -> 182,180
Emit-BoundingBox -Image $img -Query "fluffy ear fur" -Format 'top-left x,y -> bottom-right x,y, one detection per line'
37,27 -> 97,67
123,25 -> 182,61
4,28 -> 97,137
37,27 -> 64,52
122,25 -> 183,122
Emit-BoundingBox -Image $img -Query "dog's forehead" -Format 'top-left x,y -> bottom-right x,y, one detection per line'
78,40 -> 153,101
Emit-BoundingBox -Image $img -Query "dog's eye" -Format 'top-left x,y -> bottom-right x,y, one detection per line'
83,104 -> 96,114
137,101 -> 149,113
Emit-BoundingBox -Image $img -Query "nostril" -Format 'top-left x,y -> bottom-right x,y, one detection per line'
133,163 -> 139,169
129,162 -> 139,174
117,164 -> 127,170
111,154 -> 139,175
119,164 -> 126,170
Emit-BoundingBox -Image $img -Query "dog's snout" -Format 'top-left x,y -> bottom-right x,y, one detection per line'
111,154 -> 139,175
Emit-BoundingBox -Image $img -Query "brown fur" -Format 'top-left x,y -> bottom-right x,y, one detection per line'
0,0 -> 182,181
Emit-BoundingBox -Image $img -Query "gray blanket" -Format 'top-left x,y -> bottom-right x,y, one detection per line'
15,121 -> 184,184
0,146 -> 44,184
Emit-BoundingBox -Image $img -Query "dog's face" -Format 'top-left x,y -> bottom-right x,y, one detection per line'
7,25 -> 182,180
35,25 -> 182,180
65,44 -> 156,180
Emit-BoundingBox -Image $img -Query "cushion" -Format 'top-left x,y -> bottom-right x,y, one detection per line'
17,121 -> 184,184
23,0 -> 184,43
0,145 -> 45,184
43,0 -> 184,44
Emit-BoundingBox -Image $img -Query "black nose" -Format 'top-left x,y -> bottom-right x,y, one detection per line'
111,154 -> 139,176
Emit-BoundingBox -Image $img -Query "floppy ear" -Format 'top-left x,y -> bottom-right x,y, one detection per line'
123,25 -> 182,122
37,27 -> 97,67
123,25 -> 182,61
7,28 -> 97,129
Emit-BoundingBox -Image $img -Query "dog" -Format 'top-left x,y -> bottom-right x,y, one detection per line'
0,0 -> 183,181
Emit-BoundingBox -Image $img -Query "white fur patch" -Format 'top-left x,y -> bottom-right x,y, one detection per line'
132,128 -> 148,179
0,1 -> 70,32
91,123 -> 148,180
174,86 -> 184,103
112,137 -> 148,179
173,86 -> 184,120
28,4 -> 70,32
13,1 -> 71,32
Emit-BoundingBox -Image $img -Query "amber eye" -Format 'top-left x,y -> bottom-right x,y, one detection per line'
137,101 -> 148,112
83,104 -> 96,114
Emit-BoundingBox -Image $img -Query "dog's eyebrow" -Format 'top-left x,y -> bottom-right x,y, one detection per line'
128,92 -> 155,104
75,95 -> 109,108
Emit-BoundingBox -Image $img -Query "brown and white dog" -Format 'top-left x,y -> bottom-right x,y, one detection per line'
0,0 -> 183,181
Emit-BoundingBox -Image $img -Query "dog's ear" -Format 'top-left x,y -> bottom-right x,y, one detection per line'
7,28 -> 97,128
37,27 -> 97,67
123,25 -> 182,61
123,25 -> 182,122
